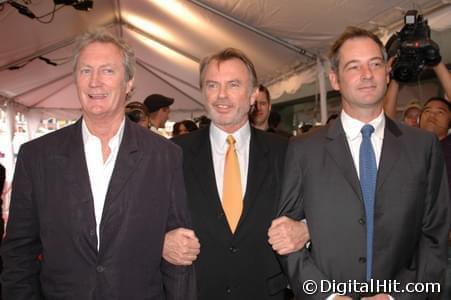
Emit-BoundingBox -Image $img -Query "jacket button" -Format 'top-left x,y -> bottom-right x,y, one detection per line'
358,218 -> 366,225
96,265 -> 105,273
89,229 -> 96,236
229,246 -> 238,253
359,257 -> 366,264
226,287 -> 232,294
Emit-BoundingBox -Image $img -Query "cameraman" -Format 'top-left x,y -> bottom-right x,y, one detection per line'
383,60 -> 451,124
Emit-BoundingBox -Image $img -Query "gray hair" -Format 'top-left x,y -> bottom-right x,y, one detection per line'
72,28 -> 136,82
199,47 -> 258,90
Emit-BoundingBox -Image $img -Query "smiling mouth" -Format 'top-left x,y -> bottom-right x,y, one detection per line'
88,93 -> 108,99
214,103 -> 233,111
358,86 -> 376,91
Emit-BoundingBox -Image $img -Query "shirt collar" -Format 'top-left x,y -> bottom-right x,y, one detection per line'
340,110 -> 385,141
210,121 -> 251,151
82,118 -> 125,149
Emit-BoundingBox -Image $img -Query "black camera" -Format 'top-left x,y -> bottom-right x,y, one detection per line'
385,10 -> 441,83
53,0 -> 93,11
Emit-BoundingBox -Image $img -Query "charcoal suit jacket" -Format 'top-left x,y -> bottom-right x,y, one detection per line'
278,117 -> 449,299
172,125 -> 289,300
1,118 -> 195,300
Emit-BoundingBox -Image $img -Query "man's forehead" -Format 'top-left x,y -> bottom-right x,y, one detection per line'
424,100 -> 450,111
207,58 -> 247,73
338,38 -> 383,63
256,93 -> 269,102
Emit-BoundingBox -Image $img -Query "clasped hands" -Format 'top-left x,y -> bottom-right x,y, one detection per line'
163,215 -> 310,265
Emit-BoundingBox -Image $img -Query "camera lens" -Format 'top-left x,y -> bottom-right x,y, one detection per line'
423,45 -> 441,66
392,62 -> 417,82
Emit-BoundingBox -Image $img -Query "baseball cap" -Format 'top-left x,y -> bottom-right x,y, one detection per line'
144,94 -> 174,113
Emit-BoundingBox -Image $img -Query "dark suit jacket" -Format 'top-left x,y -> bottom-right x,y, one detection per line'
278,117 -> 449,299
1,119 -> 195,300
172,126 -> 288,300
0,163 -> 5,195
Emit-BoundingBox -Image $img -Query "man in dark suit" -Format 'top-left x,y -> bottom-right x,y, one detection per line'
163,48 -> 309,300
1,29 -> 194,300
276,27 -> 449,299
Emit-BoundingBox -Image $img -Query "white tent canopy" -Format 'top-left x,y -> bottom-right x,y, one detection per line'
1,0 -> 451,121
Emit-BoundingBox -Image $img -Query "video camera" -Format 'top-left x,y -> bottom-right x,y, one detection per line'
385,10 -> 441,83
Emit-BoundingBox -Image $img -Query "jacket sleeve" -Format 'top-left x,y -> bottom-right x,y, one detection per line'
161,147 -> 197,300
1,145 -> 43,300
276,140 -> 334,300
392,136 -> 449,300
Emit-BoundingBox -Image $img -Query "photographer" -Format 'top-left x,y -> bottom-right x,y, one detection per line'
383,10 -> 451,124
383,60 -> 451,124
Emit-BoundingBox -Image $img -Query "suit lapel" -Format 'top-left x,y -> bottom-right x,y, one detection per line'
238,128 -> 268,230
99,120 -> 143,250
58,119 -> 97,253
188,128 -> 232,238
325,120 -> 363,200
376,117 -> 402,191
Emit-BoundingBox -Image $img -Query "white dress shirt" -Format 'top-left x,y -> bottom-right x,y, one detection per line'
341,110 -> 385,178
209,122 -> 251,202
82,119 -> 124,249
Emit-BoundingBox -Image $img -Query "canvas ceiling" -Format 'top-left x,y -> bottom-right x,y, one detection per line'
1,0 -> 451,121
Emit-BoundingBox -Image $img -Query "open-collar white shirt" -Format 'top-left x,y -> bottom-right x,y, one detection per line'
82,118 -> 125,249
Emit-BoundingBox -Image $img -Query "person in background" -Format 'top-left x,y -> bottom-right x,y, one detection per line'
1,29 -> 195,300
125,101 -> 149,128
172,120 -> 198,137
419,96 -> 451,300
144,93 -> 174,135
195,115 -> 211,129
384,60 -> 451,125
250,84 -> 271,131
268,110 -> 292,137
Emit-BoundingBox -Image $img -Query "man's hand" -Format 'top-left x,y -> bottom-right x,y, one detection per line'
163,228 -> 200,265
268,216 -> 310,255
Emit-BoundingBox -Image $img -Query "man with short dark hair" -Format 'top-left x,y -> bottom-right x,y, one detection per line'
420,96 -> 451,300
144,93 -> 174,134
276,26 -> 448,299
251,84 -> 272,131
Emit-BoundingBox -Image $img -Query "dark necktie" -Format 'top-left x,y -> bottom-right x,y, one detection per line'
359,124 -> 377,281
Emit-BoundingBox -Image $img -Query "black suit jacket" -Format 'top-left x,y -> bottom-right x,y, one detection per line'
173,126 -> 288,300
1,119 -> 195,300
278,117 -> 449,299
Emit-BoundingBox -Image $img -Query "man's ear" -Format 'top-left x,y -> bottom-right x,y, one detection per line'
126,78 -> 134,94
328,70 -> 340,91
249,87 -> 258,106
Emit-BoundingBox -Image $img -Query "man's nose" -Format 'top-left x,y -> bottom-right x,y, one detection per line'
89,71 -> 101,87
361,65 -> 374,80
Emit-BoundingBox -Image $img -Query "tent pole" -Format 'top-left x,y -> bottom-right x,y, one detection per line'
189,0 -> 316,60
137,59 -> 199,91
14,73 -> 73,99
